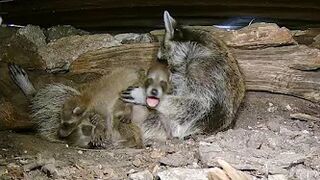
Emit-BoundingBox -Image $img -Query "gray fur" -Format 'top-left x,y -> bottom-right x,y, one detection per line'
122,11 -> 245,140
31,84 -> 80,141
8,64 -> 80,141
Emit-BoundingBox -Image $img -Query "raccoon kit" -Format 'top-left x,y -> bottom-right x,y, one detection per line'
9,61 -> 172,148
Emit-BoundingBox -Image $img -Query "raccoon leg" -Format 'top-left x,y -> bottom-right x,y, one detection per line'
147,95 -> 205,139
113,99 -> 133,124
8,63 -> 36,97
87,111 -> 111,148
141,111 -> 169,142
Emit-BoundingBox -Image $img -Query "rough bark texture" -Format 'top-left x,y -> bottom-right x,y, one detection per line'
70,43 -> 158,74
234,45 -> 320,103
70,25 -> 320,103
1,23 -> 320,131
0,99 -> 34,131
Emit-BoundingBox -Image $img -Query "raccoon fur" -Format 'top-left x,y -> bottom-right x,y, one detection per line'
121,11 -> 245,140
8,63 -> 81,141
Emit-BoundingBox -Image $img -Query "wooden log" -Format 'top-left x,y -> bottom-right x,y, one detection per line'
70,43 -> 158,74
0,99 -> 34,131
151,23 -> 297,49
234,45 -> 320,103
70,32 -> 320,103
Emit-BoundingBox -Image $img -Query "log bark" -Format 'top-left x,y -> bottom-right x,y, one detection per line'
234,45 -> 320,103
0,99 -> 34,131
70,43 -> 158,74
70,26 -> 320,103
2,23 -> 320,131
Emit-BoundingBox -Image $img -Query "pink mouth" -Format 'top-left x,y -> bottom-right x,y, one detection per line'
146,97 -> 160,108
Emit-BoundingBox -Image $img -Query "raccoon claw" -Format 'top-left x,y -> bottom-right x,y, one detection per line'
88,113 -> 102,126
120,97 -> 136,104
8,63 -> 26,77
90,131 -> 111,148
126,86 -> 139,91
119,114 -> 132,124
120,91 -> 134,99
90,140 -> 109,149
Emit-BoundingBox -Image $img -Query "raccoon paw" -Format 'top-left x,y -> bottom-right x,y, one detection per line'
119,114 -> 132,124
120,86 -> 146,105
8,63 -> 28,82
88,112 -> 103,126
8,63 -> 35,96
90,130 -> 111,148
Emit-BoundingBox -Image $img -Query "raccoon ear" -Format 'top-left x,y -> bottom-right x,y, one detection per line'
72,106 -> 84,116
163,11 -> 176,39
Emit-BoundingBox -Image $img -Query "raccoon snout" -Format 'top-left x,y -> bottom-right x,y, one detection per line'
151,89 -> 158,96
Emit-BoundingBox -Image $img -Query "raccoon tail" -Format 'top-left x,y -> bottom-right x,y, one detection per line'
8,63 -> 36,97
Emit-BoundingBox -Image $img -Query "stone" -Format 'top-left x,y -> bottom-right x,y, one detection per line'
129,170 -> 153,180
150,150 -> 164,159
268,174 -> 288,180
289,165 -> 320,180
132,158 -> 142,167
45,25 -> 89,42
114,33 -> 155,44
17,25 -> 46,48
159,152 -> 193,167
0,27 -> 43,67
38,34 -> 121,72
157,168 -> 214,180
267,119 -> 281,132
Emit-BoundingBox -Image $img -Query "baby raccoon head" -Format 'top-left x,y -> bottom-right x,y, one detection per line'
144,63 -> 171,109
59,96 -> 88,138
66,120 -> 95,148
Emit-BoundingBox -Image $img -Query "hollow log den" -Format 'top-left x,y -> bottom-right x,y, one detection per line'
0,2 -> 320,180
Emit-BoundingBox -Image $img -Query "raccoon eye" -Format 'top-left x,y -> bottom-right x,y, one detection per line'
157,58 -> 168,64
145,78 -> 153,87
160,81 -> 168,91
61,121 -> 75,129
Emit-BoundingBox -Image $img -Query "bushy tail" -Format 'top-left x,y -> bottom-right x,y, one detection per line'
8,63 -> 36,97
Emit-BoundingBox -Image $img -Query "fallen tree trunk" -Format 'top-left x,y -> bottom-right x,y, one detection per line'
1,23 -> 320,131
70,41 -> 320,103
234,45 -> 320,103
70,43 -> 157,74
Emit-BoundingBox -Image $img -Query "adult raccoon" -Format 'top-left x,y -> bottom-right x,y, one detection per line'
121,11 -> 245,139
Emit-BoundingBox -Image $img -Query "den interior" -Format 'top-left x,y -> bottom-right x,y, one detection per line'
0,1 -> 320,179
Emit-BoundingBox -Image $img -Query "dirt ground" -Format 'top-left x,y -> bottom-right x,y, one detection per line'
0,91 -> 319,180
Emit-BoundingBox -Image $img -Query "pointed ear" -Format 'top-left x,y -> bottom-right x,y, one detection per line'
163,11 -> 176,39
72,106 -> 84,116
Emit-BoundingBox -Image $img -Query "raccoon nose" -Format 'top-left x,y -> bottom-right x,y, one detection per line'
151,89 -> 158,96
